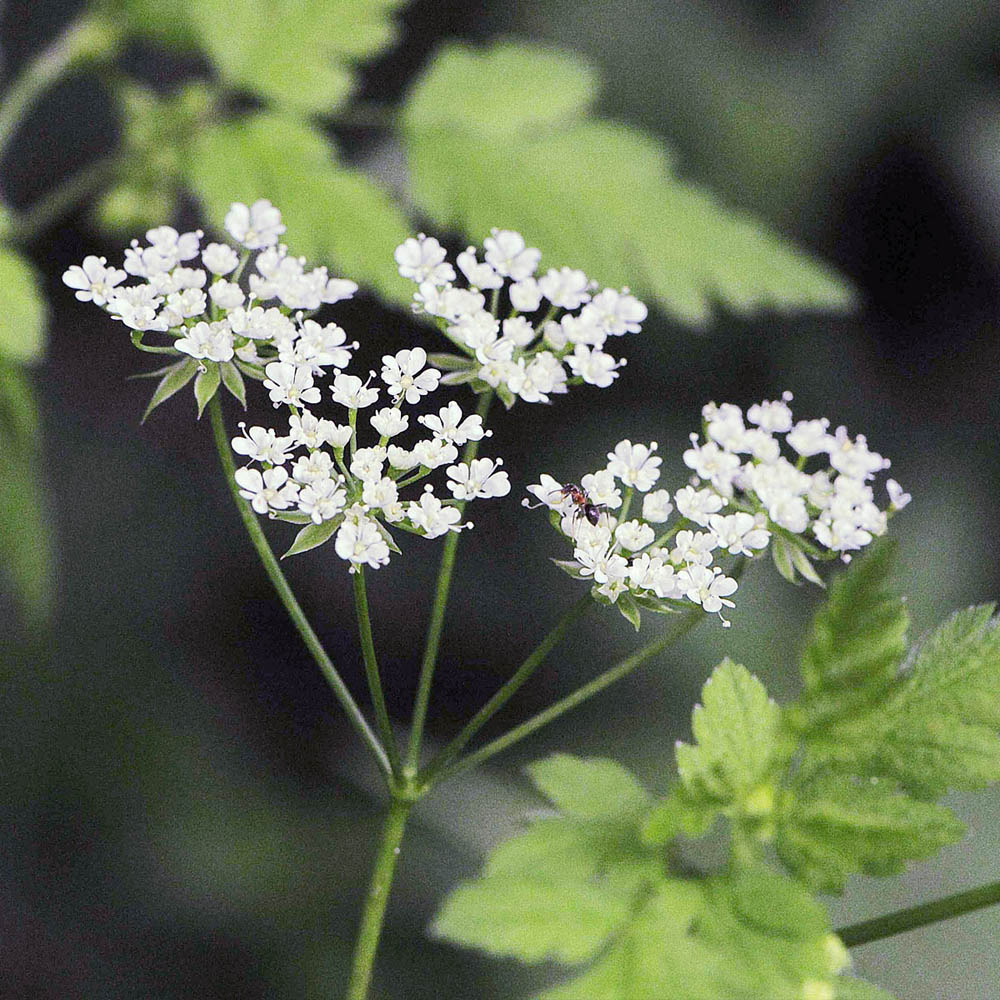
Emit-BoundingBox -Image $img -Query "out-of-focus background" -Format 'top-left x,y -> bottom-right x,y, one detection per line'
2,1 -> 999,997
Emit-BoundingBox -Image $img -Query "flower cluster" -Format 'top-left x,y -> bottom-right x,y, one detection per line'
63,201 -> 511,572
394,231 -> 647,407
525,394 -> 909,627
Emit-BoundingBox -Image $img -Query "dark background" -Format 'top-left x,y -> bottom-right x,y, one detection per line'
3,1 -> 999,997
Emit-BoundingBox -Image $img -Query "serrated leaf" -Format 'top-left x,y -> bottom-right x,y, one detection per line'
185,114 -> 412,305
528,756 -> 650,821
617,591 -> 642,631
403,44 -> 854,325
219,360 -> 246,407
776,775 -> 965,893
194,362 -> 221,418
189,0 -> 407,114
0,367 -> 53,625
675,659 -> 782,806
283,517 -> 342,557
0,249 -> 47,364
795,543 -> 908,731
142,358 -> 198,423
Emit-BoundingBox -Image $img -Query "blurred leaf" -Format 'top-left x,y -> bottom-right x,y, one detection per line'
776,775 -> 964,893
142,358 -> 198,423
617,591 -> 642,631
190,0 -> 408,114
675,659 -> 782,806
185,114 -> 411,304
112,0 -> 201,46
0,366 -> 53,625
835,979 -> 899,999
0,249 -> 47,364
403,42 -> 855,325
528,755 -> 650,820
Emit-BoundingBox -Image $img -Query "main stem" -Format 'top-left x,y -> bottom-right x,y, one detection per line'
353,570 -> 402,776
345,797 -> 413,1000
208,395 -> 391,779
420,594 -> 592,784
836,878 -> 1000,948
406,390 -> 493,772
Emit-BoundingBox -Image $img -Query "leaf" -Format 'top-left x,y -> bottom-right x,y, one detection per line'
283,517 -> 342,557
219,360 -> 246,407
551,558 -> 589,580
776,775 -> 965,893
789,543 -> 825,588
771,534 -> 798,584
617,591 -> 642,631
427,352 -> 474,371
194,362 -> 221,418
141,358 -> 198,423
642,787 -> 718,845
185,113 -> 412,305
0,366 -> 53,625
793,543 -> 908,732
834,978 -> 899,1000
190,0 -> 408,114
675,659 -> 783,807
0,249 -> 47,364
403,43 -> 854,325
528,755 -> 650,821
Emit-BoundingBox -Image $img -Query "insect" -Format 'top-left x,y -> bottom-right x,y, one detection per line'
551,482 -> 608,526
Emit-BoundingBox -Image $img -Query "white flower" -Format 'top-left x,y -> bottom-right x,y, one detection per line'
234,466 -> 299,514
483,229 -> 541,281
674,485 -> 725,526
395,234 -> 455,285
263,362 -> 321,407
509,277 -> 542,313
408,488 -> 465,538
362,476 -> 399,513
298,478 -> 347,524
62,255 -> 126,306
507,353 -> 567,403
417,400 -> 489,445
163,287 -> 208,323
709,512 -> 770,556
682,438 -> 741,495
387,445 -> 419,471
451,309 -> 500,350
615,520 -> 655,551
670,529 -> 718,567
447,458 -> 510,500
411,437 -> 459,469
350,446 -> 387,483
335,517 -> 390,571
606,440 -> 661,491
381,347 -> 440,404
642,489 -> 673,523
331,372 -> 380,409
146,225 -> 202,263
828,426 -> 890,480
107,286 -> 167,332
704,402 -> 747,452
580,469 -> 622,509
768,494 -> 810,534
201,242 -> 239,275
228,305 -> 296,342
224,199 -> 285,249
748,393 -> 794,433
232,425 -> 293,465
524,474 -> 570,511
787,418 -> 832,457
370,407 -> 409,438
886,478 -> 911,510
207,280 -> 244,310
291,451 -> 336,485
583,288 -> 647,336
176,320 -> 234,362
538,266 -> 592,310
678,565 -> 738,621
565,345 -> 621,388
457,247 -> 504,289
500,315 -> 536,347
288,410 -> 342,450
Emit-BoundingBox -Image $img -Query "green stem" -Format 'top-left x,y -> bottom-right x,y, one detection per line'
208,395 -> 391,779
0,13 -> 121,159
405,390 -> 493,772
438,606 -> 707,780
345,797 -> 413,1000
353,569 -> 402,777
836,879 -> 1000,948
419,593 -> 592,785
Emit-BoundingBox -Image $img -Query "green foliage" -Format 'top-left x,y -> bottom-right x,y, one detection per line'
193,362 -> 221,417
141,357 -> 198,423
0,249 -> 47,364
184,114 -> 411,304
0,365 -> 53,625
283,518 -> 343,558
403,42 -> 854,325
528,755 -> 650,820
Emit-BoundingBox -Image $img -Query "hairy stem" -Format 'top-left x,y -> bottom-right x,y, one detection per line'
405,390 -> 493,772
837,878 -> 1000,948
208,395 -> 391,779
353,569 -> 402,777
419,593 -> 592,785
0,13 -> 121,160
345,797 -> 413,1000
